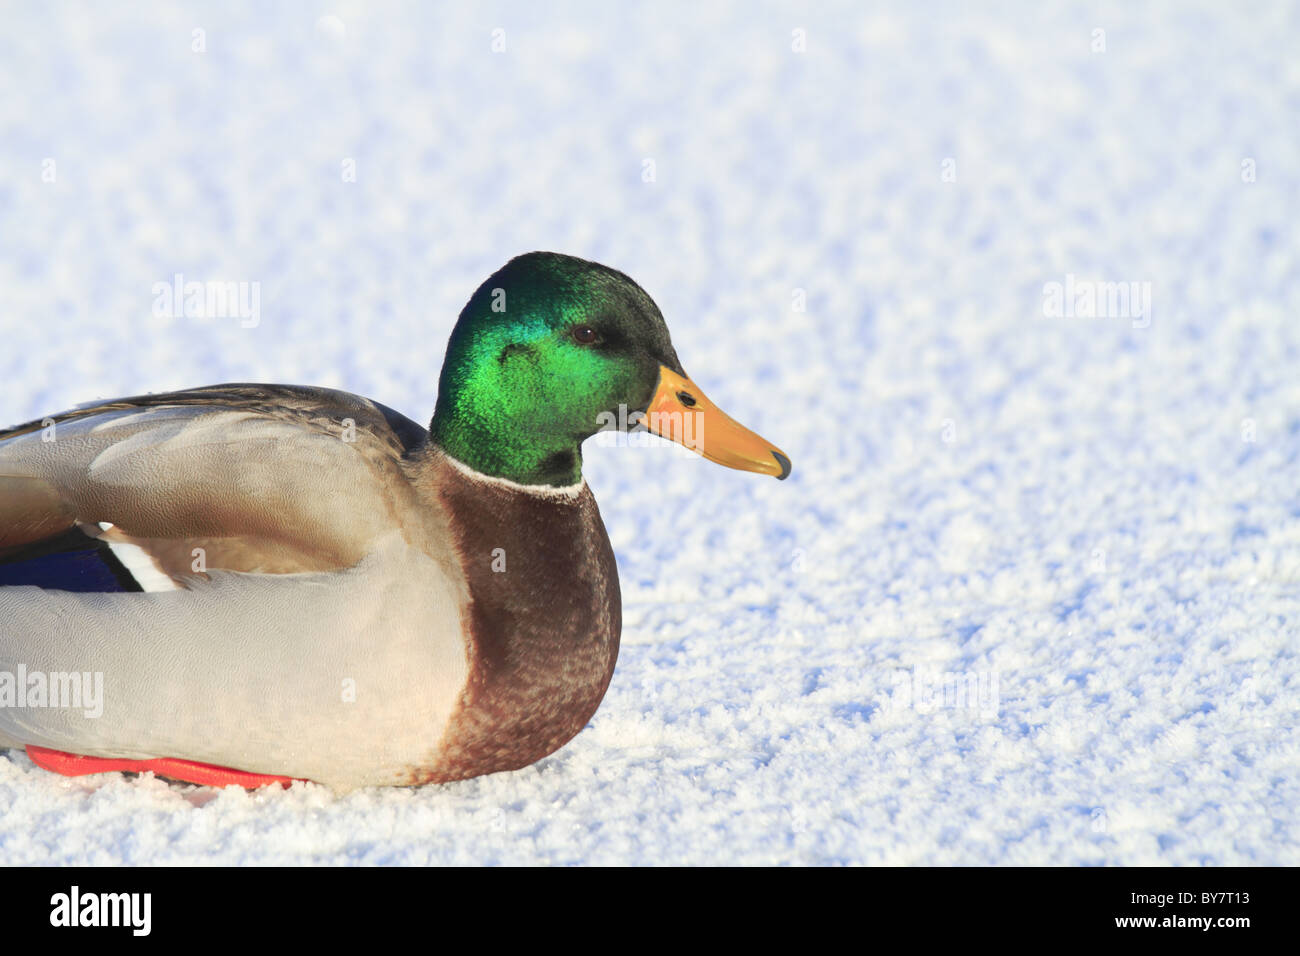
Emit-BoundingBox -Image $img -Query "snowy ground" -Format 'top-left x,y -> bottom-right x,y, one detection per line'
1,2 -> 1298,865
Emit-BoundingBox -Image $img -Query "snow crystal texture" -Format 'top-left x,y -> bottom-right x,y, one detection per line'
1,1 -> 1297,865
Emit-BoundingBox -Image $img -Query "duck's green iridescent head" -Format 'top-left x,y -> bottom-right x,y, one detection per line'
430,252 -> 790,487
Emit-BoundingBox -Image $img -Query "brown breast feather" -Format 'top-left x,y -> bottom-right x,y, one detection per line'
410,452 -> 622,784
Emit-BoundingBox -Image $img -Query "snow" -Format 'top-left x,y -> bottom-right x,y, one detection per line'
1,1 -> 1298,864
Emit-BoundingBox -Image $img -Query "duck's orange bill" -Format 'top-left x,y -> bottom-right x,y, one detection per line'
642,366 -> 791,479
26,745 -> 304,788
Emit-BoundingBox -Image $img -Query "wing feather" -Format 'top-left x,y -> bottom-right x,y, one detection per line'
0,384 -> 430,584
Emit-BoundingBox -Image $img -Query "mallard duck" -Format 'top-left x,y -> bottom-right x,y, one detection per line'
0,252 -> 790,791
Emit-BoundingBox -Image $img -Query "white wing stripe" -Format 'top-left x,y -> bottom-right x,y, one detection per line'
97,523 -> 179,592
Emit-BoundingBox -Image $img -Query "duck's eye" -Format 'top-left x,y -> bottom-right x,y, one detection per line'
571,325 -> 599,345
